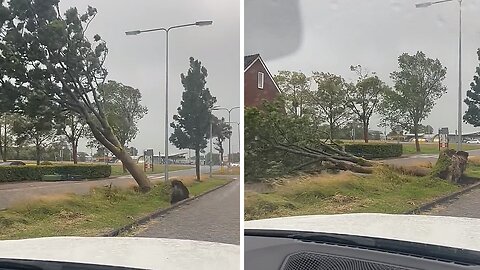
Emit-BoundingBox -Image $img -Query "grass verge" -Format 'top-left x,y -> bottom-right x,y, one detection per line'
244,165 -> 479,221
402,143 -> 480,155
213,167 -> 240,175
110,164 -> 193,176
0,177 -> 228,240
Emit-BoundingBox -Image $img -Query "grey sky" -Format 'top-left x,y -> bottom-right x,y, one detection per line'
245,0 -> 480,134
60,0 -> 240,156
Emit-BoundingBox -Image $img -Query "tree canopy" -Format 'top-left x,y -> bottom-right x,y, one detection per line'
464,49 -> 480,127
170,57 -> 217,181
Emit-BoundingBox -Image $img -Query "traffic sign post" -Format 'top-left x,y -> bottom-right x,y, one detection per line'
439,128 -> 449,151
143,149 -> 154,172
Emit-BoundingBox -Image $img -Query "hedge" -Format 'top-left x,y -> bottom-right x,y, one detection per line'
343,143 -> 403,159
0,164 -> 111,183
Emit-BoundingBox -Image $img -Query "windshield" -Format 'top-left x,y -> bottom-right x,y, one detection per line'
245,0 -> 480,220
0,0 -> 240,268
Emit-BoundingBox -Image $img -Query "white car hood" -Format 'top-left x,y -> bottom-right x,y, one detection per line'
0,237 -> 239,270
245,213 -> 480,252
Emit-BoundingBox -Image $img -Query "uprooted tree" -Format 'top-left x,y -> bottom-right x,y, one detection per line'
245,99 -> 374,181
1,2 -> 152,191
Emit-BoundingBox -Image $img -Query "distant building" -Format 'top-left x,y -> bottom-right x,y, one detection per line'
244,54 -> 281,107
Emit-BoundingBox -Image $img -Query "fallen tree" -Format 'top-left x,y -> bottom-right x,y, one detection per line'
245,100 -> 376,181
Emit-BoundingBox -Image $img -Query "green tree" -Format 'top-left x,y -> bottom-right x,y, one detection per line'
12,115 -> 56,165
311,72 -> 350,140
379,51 -> 447,152
347,65 -> 390,143
170,57 -> 217,181
57,113 -> 88,164
464,49 -> 480,127
101,80 -> 147,172
274,71 -> 311,116
2,2 -> 151,191
212,117 -> 232,164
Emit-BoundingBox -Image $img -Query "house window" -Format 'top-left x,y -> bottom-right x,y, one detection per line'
257,72 -> 264,89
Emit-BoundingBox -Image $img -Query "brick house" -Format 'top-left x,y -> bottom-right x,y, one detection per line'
244,54 -> 281,107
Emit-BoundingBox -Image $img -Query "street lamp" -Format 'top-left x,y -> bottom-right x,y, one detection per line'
213,106 -> 240,165
416,0 -> 463,150
226,121 -> 240,163
125,20 -> 213,183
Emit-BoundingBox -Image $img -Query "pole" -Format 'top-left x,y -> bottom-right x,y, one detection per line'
237,123 -> 240,162
228,110 -> 231,166
164,30 -> 169,182
457,0 -> 463,150
209,118 -> 213,178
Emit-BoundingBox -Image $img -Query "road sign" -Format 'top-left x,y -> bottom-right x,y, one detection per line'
144,149 -> 154,172
439,128 -> 449,150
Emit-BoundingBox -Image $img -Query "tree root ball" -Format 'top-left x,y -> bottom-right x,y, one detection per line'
432,149 -> 469,183
170,179 -> 190,204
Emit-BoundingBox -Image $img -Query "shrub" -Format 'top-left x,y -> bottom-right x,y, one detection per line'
40,161 -> 53,165
0,164 -> 111,182
344,143 -> 403,159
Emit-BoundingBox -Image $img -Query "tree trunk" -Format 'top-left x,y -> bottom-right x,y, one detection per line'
87,121 -> 152,192
36,144 -> 41,166
72,140 -> 78,164
114,148 -> 152,192
195,148 -> 201,181
363,121 -> 369,143
413,122 -> 420,153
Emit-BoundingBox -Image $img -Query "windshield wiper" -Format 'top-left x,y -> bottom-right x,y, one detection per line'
245,229 -> 480,266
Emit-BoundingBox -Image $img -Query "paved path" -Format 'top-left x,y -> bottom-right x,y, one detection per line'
0,165 -> 218,210
131,178 -> 240,245
382,149 -> 480,167
423,188 -> 480,218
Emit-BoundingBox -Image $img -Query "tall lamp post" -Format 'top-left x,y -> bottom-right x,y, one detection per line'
213,106 -> 240,165
416,0 -> 463,150
125,20 -> 213,183
227,121 -> 240,163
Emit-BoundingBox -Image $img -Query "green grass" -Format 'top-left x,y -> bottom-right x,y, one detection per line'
110,164 -> 193,176
213,167 -> 240,175
245,166 -> 467,221
0,178 -> 228,240
402,143 -> 480,155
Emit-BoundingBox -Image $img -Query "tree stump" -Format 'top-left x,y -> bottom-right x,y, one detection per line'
432,149 -> 469,183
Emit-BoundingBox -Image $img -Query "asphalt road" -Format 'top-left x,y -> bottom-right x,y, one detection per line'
0,165 -> 218,210
131,178 -> 240,245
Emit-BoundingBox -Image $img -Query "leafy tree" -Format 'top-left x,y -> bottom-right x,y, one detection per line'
101,80 -> 148,149
170,57 -> 217,181
379,51 -> 447,152
1,2 -> 151,191
347,65 -> 390,143
212,117 -> 232,164
12,115 -> 56,165
274,71 -> 311,116
311,72 -> 350,140
57,113 -> 88,164
464,49 -> 480,127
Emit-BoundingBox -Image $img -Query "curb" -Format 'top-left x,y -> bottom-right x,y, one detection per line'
404,181 -> 480,215
100,178 -> 237,237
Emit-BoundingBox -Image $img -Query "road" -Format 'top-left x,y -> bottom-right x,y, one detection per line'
0,165 -> 218,210
382,149 -> 480,166
132,178 -> 240,245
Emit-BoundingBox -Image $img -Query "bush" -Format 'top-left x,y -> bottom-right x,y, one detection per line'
40,161 -> 53,165
0,164 -> 111,182
344,143 -> 403,159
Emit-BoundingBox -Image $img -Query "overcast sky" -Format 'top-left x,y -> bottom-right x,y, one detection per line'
245,0 -> 480,134
60,0 -> 240,156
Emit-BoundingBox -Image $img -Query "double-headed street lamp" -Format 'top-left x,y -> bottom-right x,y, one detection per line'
213,106 -> 240,165
125,20 -> 213,183
416,0 -> 463,150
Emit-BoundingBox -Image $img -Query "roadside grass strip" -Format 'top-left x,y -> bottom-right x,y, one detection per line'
0,177 -> 227,240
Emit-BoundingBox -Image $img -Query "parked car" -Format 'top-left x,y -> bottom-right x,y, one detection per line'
466,139 -> 480,144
